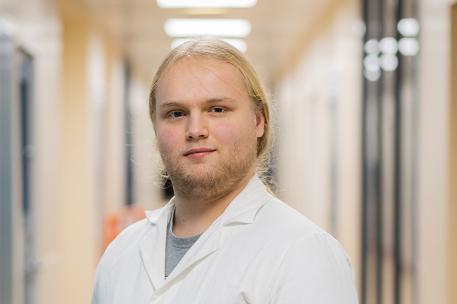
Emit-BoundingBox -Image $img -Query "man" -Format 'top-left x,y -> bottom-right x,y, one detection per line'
92,39 -> 358,303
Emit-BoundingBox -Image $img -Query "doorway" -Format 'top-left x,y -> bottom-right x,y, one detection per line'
18,48 -> 35,304
0,30 -> 36,304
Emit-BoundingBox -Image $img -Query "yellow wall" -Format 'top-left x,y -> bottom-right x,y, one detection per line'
57,10 -> 97,304
55,3 -> 132,302
448,3 -> 457,304
55,4 -> 162,302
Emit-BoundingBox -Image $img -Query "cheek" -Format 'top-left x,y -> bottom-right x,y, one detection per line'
156,127 -> 180,153
213,120 -> 257,145
212,122 -> 237,143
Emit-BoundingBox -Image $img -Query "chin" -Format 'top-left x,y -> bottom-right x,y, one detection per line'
183,169 -> 217,182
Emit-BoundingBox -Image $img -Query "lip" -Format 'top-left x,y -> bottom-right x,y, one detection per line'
183,147 -> 216,157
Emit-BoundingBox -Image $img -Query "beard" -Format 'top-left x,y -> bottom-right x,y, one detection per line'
161,142 -> 257,201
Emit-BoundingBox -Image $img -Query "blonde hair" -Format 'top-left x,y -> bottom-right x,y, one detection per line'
148,38 -> 272,177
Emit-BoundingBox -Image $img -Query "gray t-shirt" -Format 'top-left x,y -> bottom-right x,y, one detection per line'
165,208 -> 202,279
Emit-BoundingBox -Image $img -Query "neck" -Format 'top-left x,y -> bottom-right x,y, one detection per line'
171,170 -> 255,238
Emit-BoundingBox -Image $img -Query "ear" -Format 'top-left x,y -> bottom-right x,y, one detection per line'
255,110 -> 265,138
153,122 -> 157,135
151,112 -> 159,135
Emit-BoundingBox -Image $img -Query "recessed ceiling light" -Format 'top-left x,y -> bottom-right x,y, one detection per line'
364,39 -> 379,54
164,19 -> 251,37
157,0 -> 257,8
380,54 -> 398,71
398,38 -> 419,56
171,38 -> 247,52
397,18 -> 419,37
379,37 -> 398,54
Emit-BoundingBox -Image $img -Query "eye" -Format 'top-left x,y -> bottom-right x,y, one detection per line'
167,111 -> 185,119
209,106 -> 226,113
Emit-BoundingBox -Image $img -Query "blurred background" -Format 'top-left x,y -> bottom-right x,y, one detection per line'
0,0 -> 456,303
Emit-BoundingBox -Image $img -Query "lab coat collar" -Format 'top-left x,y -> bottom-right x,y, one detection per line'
140,174 -> 270,293
145,200 -> 174,225
218,174 -> 270,225
144,174 -> 270,227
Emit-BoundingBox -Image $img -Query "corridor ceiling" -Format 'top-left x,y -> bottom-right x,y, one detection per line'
80,0 -> 333,85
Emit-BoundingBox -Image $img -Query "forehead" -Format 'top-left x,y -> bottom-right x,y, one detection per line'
155,56 -> 249,104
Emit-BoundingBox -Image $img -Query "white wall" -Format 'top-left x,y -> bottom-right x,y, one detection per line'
417,0 -> 455,303
274,0 -> 361,288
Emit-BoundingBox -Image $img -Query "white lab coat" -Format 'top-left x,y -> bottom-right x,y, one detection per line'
92,176 -> 358,303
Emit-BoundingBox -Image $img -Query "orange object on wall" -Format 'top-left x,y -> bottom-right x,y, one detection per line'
101,204 -> 145,253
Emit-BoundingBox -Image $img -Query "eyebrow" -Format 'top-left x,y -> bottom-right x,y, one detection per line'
158,97 -> 236,109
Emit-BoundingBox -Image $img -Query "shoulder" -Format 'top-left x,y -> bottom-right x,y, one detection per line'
256,195 -> 329,239
256,197 -> 357,302
248,194 -> 353,271
268,230 -> 357,303
264,196 -> 351,263
92,217 -> 153,303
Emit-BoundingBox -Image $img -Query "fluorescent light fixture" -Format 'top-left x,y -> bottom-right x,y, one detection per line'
157,0 -> 257,8
171,38 -> 247,52
164,18 -> 251,37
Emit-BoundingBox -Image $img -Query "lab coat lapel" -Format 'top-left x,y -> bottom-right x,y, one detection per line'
139,203 -> 173,291
163,175 -> 270,285
220,175 -> 270,226
163,217 -> 222,284
140,175 -> 271,294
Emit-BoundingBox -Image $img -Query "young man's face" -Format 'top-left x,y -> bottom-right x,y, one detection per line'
154,56 -> 265,198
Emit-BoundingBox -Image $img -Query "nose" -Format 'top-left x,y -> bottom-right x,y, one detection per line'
185,113 -> 208,141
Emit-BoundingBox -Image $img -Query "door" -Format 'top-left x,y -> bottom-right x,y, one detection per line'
0,29 -> 36,304
19,48 -> 36,304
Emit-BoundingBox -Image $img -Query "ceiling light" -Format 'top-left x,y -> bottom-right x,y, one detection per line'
164,19 -> 251,37
157,0 -> 257,8
398,38 -> 419,56
397,18 -> 420,37
363,54 -> 380,72
380,54 -> 398,72
171,38 -> 247,52
379,37 -> 398,54
364,39 -> 379,54
364,69 -> 381,82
